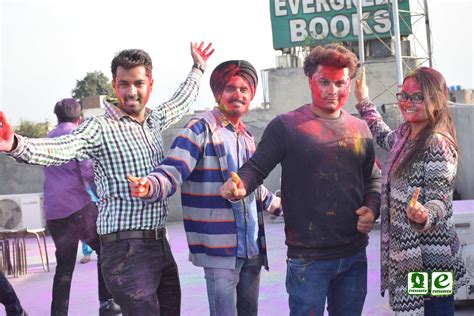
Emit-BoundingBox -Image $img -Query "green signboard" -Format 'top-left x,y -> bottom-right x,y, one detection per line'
270,0 -> 412,49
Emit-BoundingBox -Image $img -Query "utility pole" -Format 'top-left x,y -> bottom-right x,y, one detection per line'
392,0 -> 404,90
424,0 -> 433,67
356,0 -> 365,66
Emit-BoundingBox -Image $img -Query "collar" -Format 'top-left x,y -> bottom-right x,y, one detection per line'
103,99 -> 152,123
213,107 -> 246,133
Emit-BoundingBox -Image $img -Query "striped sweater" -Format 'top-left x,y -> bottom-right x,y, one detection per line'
356,99 -> 468,315
147,108 -> 276,269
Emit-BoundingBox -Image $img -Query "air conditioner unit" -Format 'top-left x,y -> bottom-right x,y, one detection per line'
0,193 -> 45,231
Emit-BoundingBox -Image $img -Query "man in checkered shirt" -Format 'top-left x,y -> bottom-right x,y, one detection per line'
0,41 -> 214,315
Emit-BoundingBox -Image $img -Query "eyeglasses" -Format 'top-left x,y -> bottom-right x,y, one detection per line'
396,92 -> 424,104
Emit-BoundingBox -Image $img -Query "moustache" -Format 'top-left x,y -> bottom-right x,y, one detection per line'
230,99 -> 245,105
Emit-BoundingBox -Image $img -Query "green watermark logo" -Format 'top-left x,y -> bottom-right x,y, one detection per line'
407,271 -> 453,295
431,271 -> 453,296
407,272 -> 429,295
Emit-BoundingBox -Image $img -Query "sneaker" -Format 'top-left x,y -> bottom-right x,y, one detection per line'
80,255 -> 91,264
99,299 -> 121,315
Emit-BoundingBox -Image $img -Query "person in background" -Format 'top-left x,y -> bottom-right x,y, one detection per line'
0,42 -> 214,315
79,241 -> 93,264
80,182 -> 99,264
0,271 -> 27,316
355,66 -> 468,315
43,98 -> 120,315
129,60 -> 281,316
220,44 -> 381,316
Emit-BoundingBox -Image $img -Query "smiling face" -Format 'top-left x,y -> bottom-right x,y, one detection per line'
309,65 -> 351,119
399,78 -> 429,125
218,76 -> 253,125
112,65 -> 154,122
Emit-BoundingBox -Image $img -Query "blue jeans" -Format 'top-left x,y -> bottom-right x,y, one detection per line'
81,241 -> 93,256
286,249 -> 367,316
204,255 -> 262,316
424,296 -> 454,316
101,237 -> 180,316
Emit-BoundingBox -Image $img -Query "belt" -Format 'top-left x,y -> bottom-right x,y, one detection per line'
100,228 -> 166,244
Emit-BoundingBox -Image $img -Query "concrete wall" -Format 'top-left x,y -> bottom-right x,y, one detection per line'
0,154 -> 44,195
450,105 -> 474,199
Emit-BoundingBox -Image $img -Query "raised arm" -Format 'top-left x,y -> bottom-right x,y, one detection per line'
158,42 -> 215,131
354,68 -> 398,152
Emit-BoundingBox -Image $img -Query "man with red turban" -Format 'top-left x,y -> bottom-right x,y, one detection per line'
128,60 -> 281,316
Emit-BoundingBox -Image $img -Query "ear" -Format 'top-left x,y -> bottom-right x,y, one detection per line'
111,79 -> 117,94
149,77 -> 154,91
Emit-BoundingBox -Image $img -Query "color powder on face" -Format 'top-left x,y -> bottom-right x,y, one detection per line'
310,65 -> 351,117
399,78 -> 428,124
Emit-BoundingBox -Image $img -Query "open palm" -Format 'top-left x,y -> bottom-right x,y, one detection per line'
191,42 -> 215,69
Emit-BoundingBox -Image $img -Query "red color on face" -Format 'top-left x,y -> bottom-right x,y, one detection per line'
399,78 -> 428,124
219,76 -> 253,125
112,66 -> 154,122
309,65 -> 351,119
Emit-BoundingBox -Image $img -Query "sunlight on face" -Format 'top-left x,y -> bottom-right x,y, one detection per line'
112,66 -> 153,121
310,65 -> 351,119
218,76 -> 253,123
399,78 -> 428,124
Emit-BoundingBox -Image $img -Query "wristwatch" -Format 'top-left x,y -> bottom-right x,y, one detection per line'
192,63 -> 205,74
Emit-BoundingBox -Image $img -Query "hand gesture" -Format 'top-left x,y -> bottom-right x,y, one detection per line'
0,111 -> 15,152
220,172 -> 246,201
190,42 -> 215,71
128,175 -> 151,199
355,67 -> 369,102
406,201 -> 428,224
355,206 -> 375,233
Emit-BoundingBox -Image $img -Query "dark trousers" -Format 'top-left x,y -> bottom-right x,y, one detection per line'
47,202 -> 112,316
0,271 -> 24,316
100,237 -> 180,316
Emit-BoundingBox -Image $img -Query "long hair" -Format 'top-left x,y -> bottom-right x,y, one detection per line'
394,67 -> 458,177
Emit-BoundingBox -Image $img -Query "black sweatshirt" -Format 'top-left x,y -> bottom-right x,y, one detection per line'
239,105 -> 381,260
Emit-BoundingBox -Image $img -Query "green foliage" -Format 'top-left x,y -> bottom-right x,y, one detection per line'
72,71 -> 114,100
15,120 -> 51,138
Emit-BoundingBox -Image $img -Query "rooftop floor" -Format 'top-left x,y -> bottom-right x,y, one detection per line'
5,218 -> 474,315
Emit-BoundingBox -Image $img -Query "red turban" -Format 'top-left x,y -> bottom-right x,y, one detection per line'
209,60 -> 258,103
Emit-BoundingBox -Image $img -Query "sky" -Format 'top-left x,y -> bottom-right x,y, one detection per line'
1,0 -> 473,125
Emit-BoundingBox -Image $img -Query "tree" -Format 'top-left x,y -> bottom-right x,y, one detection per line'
15,120 -> 51,138
71,71 -> 114,100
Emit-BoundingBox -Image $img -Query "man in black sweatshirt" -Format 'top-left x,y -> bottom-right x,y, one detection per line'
220,44 -> 381,316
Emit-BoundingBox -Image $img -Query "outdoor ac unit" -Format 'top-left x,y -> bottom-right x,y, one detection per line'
0,193 -> 45,231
